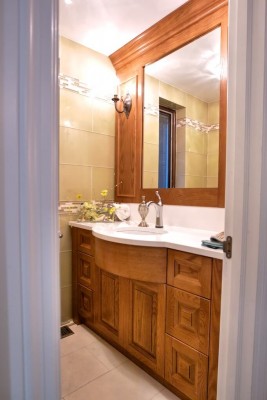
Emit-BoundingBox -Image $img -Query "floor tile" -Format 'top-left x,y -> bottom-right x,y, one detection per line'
151,388 -> 182,400
85,336 -> 128,370
64,359 -> 164,400
61,346 -> 108,397
60,324 -> 99,356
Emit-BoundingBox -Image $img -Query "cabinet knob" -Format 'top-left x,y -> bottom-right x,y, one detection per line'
58,231 -> 63,239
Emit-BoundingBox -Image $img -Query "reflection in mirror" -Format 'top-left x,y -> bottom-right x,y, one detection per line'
143,28 -> 221,189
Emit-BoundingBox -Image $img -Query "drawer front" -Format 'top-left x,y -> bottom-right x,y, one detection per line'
77,285 -> 94,323
165,334 -> 208,400
77,252 -> 95,290
76,228 -> 94,256
166,286 -> 210,355
167,250 -> 212,298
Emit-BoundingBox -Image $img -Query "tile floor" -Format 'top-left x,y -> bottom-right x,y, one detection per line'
61,324 -> 181,400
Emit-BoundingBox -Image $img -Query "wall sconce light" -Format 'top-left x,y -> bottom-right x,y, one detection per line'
111,93 -> 132,118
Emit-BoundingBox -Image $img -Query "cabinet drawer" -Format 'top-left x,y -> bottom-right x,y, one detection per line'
76,228 -> 95,256
77,285 -> 94,323
166,286 -> 210,355
165,334 -> 208,400
167,250 -> 212,298
77,252 -> 95,290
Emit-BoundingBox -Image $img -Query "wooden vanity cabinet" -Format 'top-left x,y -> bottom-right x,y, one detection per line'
72,228 -> 95,326
71,228 -> 222,400
94,238 -> 167,377
165,250 -> 222,400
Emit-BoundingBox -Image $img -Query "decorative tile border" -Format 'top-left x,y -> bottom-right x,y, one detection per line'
58,201 -> 81,215
144,104 -> 159,116
176,117 -> 219,133
59,73 -> 113,103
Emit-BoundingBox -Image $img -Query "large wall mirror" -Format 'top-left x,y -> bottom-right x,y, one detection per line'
143,28 -> 221,190
110,0 -> 228,207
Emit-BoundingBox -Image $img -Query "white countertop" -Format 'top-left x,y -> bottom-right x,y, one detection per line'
69,221 -> 224,260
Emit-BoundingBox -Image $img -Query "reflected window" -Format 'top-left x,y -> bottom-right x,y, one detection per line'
158,107 -> 175,188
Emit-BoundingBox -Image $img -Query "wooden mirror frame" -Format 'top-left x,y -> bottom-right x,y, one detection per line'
110,0 -> 228,207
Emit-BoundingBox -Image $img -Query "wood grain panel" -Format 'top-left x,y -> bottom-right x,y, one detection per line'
116,76 -> 138,199
77,285 -> 94,323
95,238 -> 167,283
166,286 -> 210,355
167,250 -> 212,298
126,280 -> 166,377
76,228 -> 94,256
77,252 -> 95,290
165,334 -> 208,400
208,259 -> 222,400
110,0 -> 227,73
98,269 -> 119,334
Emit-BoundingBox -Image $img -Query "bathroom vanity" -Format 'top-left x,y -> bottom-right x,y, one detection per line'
70,222 -> 223,400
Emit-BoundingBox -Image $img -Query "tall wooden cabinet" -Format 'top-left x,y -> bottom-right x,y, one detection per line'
71,227 -> 222,400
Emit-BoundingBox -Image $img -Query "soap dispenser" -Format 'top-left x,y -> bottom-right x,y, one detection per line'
138,196 -> 149,227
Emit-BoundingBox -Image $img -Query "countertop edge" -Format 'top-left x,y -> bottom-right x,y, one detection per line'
69,221 -> 224,260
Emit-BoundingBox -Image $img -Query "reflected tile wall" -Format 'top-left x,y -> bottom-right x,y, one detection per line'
144,76 -> 220,188
59,37 -> 117,323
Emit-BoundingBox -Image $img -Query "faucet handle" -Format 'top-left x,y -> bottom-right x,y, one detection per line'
155,190 -> 162,205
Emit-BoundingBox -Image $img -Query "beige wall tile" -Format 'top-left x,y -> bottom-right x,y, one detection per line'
60,129 -> 115,169
60,37 -> 117,94
175,175 -> 185,188
207,152 -> 219,177
185,175 -> 206,188
208,101 -> 220,124
159,82 -> 186,106
60,251 -> 72,288
61,286 -> 72,324
176,151 -> 185,176
186,94 -> 208,122
143,143 -> 159,172
186,152 -> 207,177
60,89 -> 93,132
144,114 -> 159,145
206,177 -> 219,188
60,164 -> 92,201
92,99 -> 115,136
59,127 -> 87,165
91,167 -> 115,200
207,131 -> 219,154
176,127 -> 185,153
176,108 -> 186,119
84,132 -> 115,168
143,171 -> 158,189
186,129 -> 206,154
144,75 -> 159,106
59,214 -> 73,252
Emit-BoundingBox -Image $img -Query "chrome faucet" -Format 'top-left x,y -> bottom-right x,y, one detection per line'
147,191 -> 164,228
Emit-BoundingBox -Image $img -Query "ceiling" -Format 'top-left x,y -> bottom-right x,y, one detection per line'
59,0 -> 221,103
59,0 -> 188,56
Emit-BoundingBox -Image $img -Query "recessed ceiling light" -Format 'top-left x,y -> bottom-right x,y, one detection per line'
64,0 -> 73,5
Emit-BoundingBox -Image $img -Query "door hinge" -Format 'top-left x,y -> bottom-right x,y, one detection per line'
223,236 -> 232,259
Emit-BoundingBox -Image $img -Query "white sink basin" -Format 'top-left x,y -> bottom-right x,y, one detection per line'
115,226 -> 168,235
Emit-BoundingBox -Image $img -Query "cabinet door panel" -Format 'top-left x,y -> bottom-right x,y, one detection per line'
166,286 -> 210,355
167,250 -> 212,298
77,285 -> 94,323
126,280 -> 166,377
94,268 -> 123,344
77,252 -> 95,289
165,334 -> 208,400
76,229 -> 94,256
